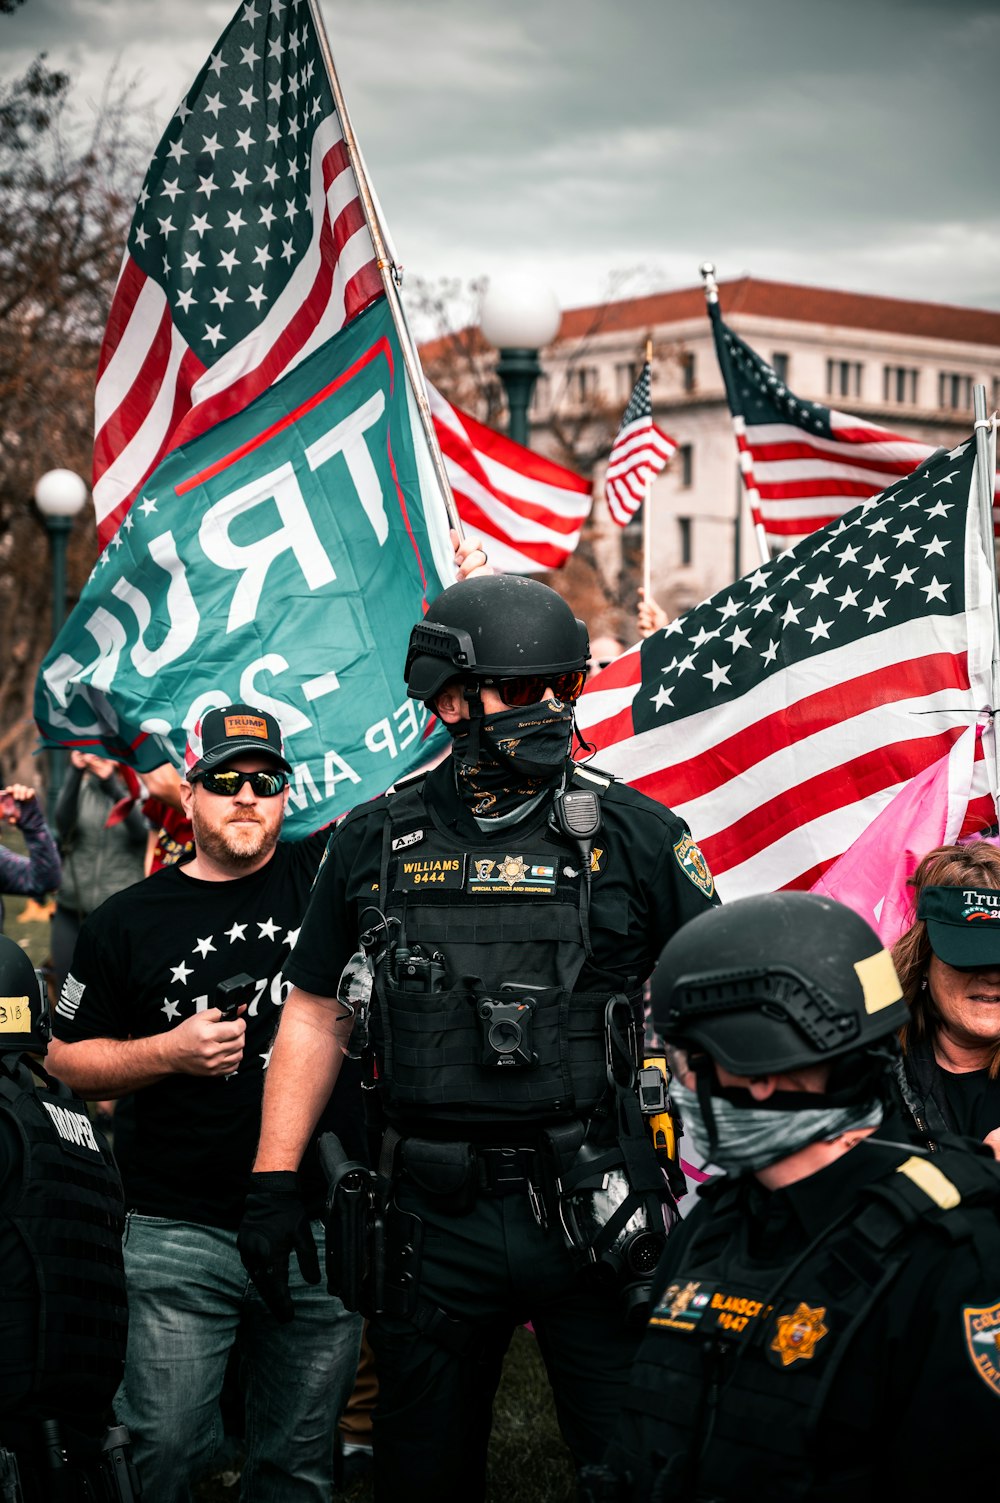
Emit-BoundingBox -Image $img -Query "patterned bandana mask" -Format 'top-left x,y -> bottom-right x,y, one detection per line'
451,701 -> 575,819
671,1080 -> 884,1175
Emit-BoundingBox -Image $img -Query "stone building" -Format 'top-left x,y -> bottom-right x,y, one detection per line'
524,278 -> 1000,638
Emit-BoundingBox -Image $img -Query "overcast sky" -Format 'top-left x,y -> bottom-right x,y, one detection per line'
5,0 -> 998,325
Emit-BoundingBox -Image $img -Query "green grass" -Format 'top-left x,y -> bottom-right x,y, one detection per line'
195,1327 -> 575,1502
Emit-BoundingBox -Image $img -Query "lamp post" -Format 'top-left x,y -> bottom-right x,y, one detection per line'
479,274 -> 561,448
34,467 -> 88,803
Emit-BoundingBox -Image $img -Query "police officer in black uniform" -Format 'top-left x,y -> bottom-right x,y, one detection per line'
598,892 -> 1000,1503
0,935 -> 133,1502
238,574 -> 718,1502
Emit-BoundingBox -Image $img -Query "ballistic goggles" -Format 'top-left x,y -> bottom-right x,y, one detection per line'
472,670 -> 587,708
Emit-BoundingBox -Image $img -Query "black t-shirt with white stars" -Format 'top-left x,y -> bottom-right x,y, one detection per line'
52,833 -> 362,1228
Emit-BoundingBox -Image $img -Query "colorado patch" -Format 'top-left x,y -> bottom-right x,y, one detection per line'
963,1301 -> 1000,1397
673,833 -> 715,899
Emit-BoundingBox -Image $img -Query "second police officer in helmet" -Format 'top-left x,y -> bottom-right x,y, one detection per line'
238,574 -> 719,1501
0,934 -> 133,1501
599,892 -> 1000,1503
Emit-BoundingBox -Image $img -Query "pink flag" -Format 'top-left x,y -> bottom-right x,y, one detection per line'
811,720 -> 995,947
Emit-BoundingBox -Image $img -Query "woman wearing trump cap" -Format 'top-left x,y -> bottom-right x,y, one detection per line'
891,840 -> 1000,1158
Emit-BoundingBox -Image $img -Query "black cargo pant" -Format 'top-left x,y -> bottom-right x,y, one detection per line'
367,1180 -> 641,1503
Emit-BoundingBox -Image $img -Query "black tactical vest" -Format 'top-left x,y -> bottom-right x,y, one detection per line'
615,1142 -> 1000,1501
369,773 -> 641,1125
0,1057 -> 127,1422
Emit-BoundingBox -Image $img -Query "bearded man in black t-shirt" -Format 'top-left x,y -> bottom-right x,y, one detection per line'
47,702 -> 364,1503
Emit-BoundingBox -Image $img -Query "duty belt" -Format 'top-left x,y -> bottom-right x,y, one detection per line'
475,1145 -> 540,1196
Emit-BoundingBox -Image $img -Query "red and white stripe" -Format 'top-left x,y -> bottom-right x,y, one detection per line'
92,112 -> 382,548
605,421 -> 676,527
576,501 -> 996,903
738,410 -> 1000,549
427,384 -> 592,573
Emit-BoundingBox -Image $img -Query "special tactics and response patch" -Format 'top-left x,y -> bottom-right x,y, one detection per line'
466,854 -> 558,896
962,1301 -> 1000,1398
769,1303 -> 829,1367
672,833 -> 716,899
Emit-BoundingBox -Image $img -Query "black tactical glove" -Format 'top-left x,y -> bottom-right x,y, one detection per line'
237,1170 -> 320,1323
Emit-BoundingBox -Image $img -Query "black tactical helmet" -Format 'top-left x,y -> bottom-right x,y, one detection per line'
0,935 -> 50,1055
651,892 -> 908,1076
404,575 -> 589,703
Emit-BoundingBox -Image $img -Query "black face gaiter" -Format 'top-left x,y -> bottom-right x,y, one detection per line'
450,701 -> 574,819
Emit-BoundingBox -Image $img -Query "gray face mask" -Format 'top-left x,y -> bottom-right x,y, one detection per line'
671,1080 -> 884,1175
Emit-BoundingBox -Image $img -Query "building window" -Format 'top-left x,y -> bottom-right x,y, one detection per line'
678,516 -> 692,566
572,366 -> 599,403
530,374 -> 550,413
680,353 -> 696,393
771,352 -> 789,383
826,359 -> 863,399
615,361 -> 639,398
883,366 -> 918,404
678,443 -> 693,489
938,371 -> 973,411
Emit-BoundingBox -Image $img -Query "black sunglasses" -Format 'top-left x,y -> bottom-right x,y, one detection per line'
196,769 -> 288,798
479,671 -> 587,708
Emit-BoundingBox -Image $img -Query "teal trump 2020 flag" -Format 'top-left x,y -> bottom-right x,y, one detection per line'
35,299 -> 454,836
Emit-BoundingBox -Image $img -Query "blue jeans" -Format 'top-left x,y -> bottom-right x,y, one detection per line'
116,1214 -> 363,1503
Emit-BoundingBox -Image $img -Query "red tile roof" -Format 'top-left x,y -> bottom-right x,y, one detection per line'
555,277 -> 1000,348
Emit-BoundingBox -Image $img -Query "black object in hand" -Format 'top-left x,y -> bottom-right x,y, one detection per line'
215,972 -> 257,1021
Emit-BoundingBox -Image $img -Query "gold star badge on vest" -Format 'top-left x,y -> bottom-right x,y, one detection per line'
769,1303 -> 829,1367
498,855 -> 528,887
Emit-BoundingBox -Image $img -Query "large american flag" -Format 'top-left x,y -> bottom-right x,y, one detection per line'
93,0 -> 383,548
708,297 -> 944,550
427,384 -> 592,572
577,436 -> 997,900
604,362 -> 676,526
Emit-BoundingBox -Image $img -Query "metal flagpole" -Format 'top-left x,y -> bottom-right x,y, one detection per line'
305,0 -> 463,535
641,338 -> 653,601
700,261 -> 770,567
973,384 -> 1000,823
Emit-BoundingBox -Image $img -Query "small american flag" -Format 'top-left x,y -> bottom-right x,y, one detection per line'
707,296 -> 997,550
604,362 -> 676,526
427,384 -> 592,573
577,436 -> 996,900
93,0 -> 383,548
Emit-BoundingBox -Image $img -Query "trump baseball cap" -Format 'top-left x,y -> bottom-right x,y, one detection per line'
917,885 -> 1000,969
184,703 -> 291,779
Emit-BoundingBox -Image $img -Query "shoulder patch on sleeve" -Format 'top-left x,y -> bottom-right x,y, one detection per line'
962,1301 -> 1000,1397
672,833 -> 716,899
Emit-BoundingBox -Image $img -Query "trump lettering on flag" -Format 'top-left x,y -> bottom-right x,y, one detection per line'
576,437 -> 996,900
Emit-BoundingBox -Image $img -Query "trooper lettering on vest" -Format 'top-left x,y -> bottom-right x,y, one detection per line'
0,934 -> 131,1501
